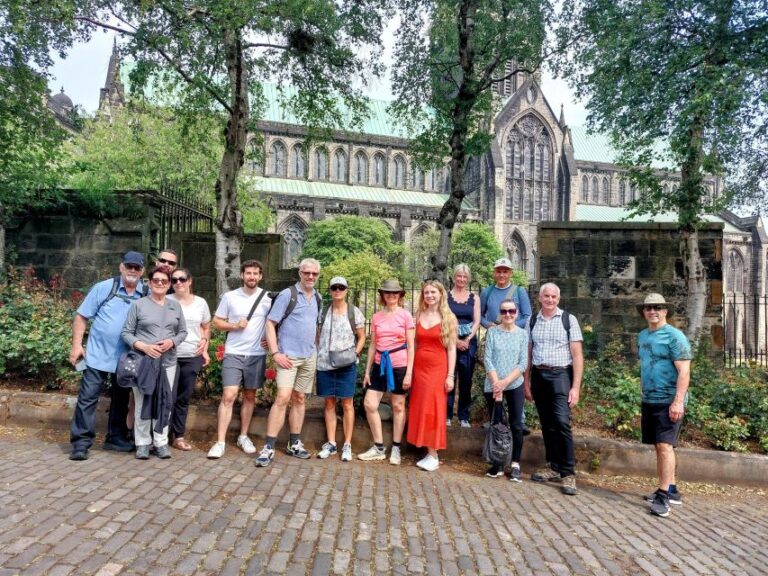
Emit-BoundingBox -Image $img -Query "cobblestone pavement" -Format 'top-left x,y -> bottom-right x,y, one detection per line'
1,427 -> 767,576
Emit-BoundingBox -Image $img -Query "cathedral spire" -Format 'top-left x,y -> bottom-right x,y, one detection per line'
559,104 -> 567,128
99,37 -> 125,114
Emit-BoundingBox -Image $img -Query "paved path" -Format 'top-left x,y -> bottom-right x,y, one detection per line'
0,427 -> 766,576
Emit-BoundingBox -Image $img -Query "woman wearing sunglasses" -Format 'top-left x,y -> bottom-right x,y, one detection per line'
121,265 -> 187,459
483,298 -> 528,481
168,268 -> 211,451
315,277 -> 366,462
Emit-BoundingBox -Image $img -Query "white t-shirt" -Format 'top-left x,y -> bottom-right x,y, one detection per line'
169,295 -> 211,358
214,287 -> 271,356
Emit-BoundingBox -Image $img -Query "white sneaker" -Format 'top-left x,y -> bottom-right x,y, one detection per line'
421,454 -> 440,472
317,442 -> 337,459
446,419 -> 452,427
460,420 -> 471,428
237,435 -> 256,454
207,442 -> 225,459
358,445 -> 386,461
389,446 -> 401,466
416,455 -> 430,469
341,443 -> 353,462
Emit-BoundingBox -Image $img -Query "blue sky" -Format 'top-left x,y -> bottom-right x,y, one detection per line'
49,30 -> 589,127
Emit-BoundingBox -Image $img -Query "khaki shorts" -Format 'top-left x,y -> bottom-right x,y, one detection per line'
275,354 -> 317,394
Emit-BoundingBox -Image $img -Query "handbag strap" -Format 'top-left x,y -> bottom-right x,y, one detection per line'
493,400 -> 508,426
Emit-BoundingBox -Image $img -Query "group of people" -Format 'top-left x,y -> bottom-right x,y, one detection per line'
68,249 -> 691,517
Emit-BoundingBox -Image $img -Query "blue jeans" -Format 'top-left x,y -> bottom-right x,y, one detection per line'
70,367 -> 131,450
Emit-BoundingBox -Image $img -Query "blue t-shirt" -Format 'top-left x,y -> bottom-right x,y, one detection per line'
638,324 -> 692,404
267,282 -> 320,358
77,277 -> 146,373
481,284 -> 531,329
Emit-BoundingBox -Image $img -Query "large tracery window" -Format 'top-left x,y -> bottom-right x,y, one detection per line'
727,250 -> 745,293
505,115 -> 554,221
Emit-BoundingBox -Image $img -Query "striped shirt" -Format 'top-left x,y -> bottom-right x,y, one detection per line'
527,308 -> 583,367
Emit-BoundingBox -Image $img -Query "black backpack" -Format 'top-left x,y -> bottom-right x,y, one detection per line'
94,276 -> 149,317
320,303 -> 356,333
529,309 -> 571,340
268,284 -> 322,328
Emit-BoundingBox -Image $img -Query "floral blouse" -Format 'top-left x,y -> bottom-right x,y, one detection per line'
316,305 -> 365,372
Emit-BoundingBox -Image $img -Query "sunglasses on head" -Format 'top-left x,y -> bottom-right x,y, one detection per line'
329,285 -> 347,292
157,257 -> 177,266
171,276 -> 188,285
500,308 -> 517,315
151,277 -> 169,285
643,304 -> 666,312
124,263 -> 142,271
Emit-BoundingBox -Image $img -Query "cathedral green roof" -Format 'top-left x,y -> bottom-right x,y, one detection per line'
570,126 -> 671,169
575,205 -> 739,232
249,176 -> 473,209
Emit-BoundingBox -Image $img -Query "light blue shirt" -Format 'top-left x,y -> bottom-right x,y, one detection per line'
638,324 -> 692,404
77,277 -> 146,373
484,327 -> 529,393
267,282 -> 320,358
481,284 -> 532,329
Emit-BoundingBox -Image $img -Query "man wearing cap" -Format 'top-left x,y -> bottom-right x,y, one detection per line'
637,293 -> 692,518
525,282 -> 583,495
255,258 -> 322,467
480,258 -> 532,330
68,251 -> 147,460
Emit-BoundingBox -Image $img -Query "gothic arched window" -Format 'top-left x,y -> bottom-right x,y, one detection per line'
373,153 -> 386,186
354,151 -> 368,184
591,176 -> 599,204
727,250 -> 745,293
313,148 -> 327,180
291,144 -> 306,178
412,167 -> 424,190
333,149 -> 347,182
508,233 -> 527,272
279,217 -> 307,268
393,155 -> 406,188
600,177 -> 609,204
505,115 -> 554,221
581,176 -> 589,203
270,140 -> 287,177
246,140 -> 262,176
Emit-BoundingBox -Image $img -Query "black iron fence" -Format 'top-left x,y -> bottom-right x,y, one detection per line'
153,183 -> 214,253
723,293 -> 768,367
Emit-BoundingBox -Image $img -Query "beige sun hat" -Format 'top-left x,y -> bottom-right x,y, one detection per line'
378,279 -> 406,295
636,293 -> 672,317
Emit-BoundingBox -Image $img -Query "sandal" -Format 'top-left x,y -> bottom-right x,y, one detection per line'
172,438 -> 192,451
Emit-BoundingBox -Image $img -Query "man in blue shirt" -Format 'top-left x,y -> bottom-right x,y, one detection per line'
69,251 -> 147,461
637,293 -> 692,518
480,258 -> 532,330
255,258 -> 322,467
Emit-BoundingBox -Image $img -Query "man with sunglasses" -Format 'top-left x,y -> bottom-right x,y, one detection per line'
525,282 -> 583,495
256,258 -> 322,467
68,251 -> 147,461
155,249 -> 179,293
637,293 -> 692,518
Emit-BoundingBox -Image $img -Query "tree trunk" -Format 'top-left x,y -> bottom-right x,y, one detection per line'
0,203 -> 5,283
682,229 -> 707,344
214,28 -> 249,296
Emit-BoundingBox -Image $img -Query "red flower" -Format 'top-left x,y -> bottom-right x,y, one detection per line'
215,345 -> 225,362
264,368 -> 277,380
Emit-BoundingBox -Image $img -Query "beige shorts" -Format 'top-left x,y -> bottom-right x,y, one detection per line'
275,354 -> 317,394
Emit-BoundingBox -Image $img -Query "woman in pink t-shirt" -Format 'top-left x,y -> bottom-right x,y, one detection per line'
358,279 -> 415,465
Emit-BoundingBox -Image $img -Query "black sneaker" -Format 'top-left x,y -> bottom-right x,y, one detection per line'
485,465 -> 504,478
645,489 -> 682,506
103,439 -> 135,452
509,466 -> 522,483
69,449 -> 88,461
650,491 -> 671,517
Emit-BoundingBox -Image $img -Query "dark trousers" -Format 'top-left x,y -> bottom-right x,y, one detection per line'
448,338 -> 477,421
531,366 -> 575,477
70,368 -> 131,450
484,386 -> 525,462
171,356 -> 204,438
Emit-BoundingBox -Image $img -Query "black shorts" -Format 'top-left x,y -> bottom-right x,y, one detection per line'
641,402 -> 683,447
367,363 -> 407,395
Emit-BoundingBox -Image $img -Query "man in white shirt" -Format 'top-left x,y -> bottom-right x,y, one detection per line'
207,260 -> 271,459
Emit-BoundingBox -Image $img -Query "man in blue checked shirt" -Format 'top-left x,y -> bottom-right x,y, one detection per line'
68,251 -> 147,461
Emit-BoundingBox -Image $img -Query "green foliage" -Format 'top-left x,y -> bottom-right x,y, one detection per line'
322,251 -> 397,292
450,223 -> 505,286
238,190 -> 274,234
404,229 -> 439,283
301,216 -> 404,268
0,267 -> 80,389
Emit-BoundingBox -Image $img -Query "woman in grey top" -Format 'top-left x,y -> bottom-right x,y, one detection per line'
122,265 -> 187,459
483,298 -> 528,481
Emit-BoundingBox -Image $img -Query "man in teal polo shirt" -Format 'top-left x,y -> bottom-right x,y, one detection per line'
69,251 -> 147,461
637,293 -> 692,518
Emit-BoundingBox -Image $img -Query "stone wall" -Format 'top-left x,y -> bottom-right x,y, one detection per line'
537,222 -> 724,355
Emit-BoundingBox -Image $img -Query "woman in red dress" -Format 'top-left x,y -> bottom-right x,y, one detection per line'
407,280 -> 457,471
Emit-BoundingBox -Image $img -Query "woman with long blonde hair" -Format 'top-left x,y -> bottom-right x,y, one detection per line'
407,280 -> 457,471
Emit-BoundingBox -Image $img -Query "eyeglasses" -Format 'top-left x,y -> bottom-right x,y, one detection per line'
300,271 -> 319,277
124,264 -> 142,272
171,277 -> 188,285
500,308 -> 517,315
151,278 -> 169,286
643,304 -> 666,312
157,258 -> 177,266
329,285 -> 347,292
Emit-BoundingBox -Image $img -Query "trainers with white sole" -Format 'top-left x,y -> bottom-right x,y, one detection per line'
341,443 -> 353,462
460,420 -> 471,428
389,446 -> 401,466
254,446 -> 274,467
358,445 -> 386,461
237,435 -> 256,454
286,440 -> 311,459
207,442 -> 225,459
317,442 -> 337,459
420,454 -> 440,472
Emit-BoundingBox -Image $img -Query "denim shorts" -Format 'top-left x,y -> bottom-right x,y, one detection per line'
316,363 -> 357,399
